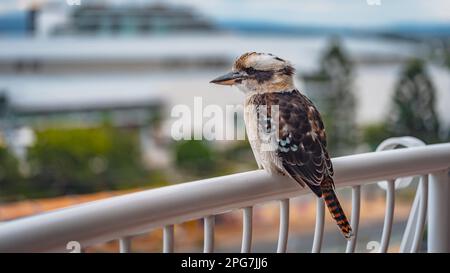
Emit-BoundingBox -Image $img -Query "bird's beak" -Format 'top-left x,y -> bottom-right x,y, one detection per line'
210,71 -> 245,86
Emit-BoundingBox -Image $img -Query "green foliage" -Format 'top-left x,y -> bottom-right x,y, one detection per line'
223,140 -> 253,161
387,59 -> 441,144
222,140 -> 258,172
174,140 -> 218,177
25,126 -> 151,197
362,123 -> 392,151
0,146 -> 22,197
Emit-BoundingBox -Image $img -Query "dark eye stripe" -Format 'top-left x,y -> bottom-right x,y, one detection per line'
244,67 -> 258,74
244,66 -> 294,76
243,66 -> 294,83
244,68 -> 274,83
245,67 -> 272,76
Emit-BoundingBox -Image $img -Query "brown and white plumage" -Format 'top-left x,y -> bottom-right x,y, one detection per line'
211,52 -> 353,239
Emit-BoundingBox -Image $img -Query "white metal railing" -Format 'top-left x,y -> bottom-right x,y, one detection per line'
0,139 -> 449,253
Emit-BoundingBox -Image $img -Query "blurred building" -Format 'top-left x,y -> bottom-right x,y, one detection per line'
53,3 -> 216,36
1,1 -> 218,37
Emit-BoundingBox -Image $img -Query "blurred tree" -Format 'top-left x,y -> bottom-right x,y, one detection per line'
174,140 -> 218,177
0,146 -> 22,200
387,59 -> 441,143
433,39 -> 450,141
26,126 -> 151,197
315,39 -> 357,155
361,123 -> 391,151
222,140 -> 257,171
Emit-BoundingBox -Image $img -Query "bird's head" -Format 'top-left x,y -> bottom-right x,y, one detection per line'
210,52 -> 295,94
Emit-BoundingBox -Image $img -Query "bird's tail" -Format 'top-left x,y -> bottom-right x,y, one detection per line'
321,177 -> 353,240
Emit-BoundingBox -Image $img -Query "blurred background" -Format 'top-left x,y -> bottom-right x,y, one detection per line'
0,0 -> 449,252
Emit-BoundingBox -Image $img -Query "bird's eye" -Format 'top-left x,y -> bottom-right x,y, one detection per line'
245,67 -> 257,75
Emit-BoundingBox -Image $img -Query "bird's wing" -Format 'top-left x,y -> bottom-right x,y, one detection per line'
270,90 -> 334,197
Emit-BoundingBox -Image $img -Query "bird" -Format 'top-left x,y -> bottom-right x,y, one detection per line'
210,52 -> 353,240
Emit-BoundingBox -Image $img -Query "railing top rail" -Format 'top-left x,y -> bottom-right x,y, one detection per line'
1,143 -> 449,252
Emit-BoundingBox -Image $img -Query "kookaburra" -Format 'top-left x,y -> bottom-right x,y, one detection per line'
211,52 -> 353,239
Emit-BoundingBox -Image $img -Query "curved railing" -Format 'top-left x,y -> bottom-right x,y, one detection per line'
0,140 -> 449,253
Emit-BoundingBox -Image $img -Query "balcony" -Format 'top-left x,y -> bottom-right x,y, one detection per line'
0,137 -> 449,253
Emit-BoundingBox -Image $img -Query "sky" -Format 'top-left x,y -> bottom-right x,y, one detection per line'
0,0 -> 449,28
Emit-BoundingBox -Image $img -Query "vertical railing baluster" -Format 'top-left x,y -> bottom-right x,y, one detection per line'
163,225 -> 175,253
119,236 -> 132,253
203,215 -> 215,253
411,175 -> 428,253
428,170 -> 449,253
380,179 -> 395,253
241,207 -> 253,253
312,197 -> 325,253
346,185 -> 361,253
277,199 -> 290,253
400,181 -> 421,252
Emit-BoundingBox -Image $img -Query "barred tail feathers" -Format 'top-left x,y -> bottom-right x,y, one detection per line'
321,178 -> 353,240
